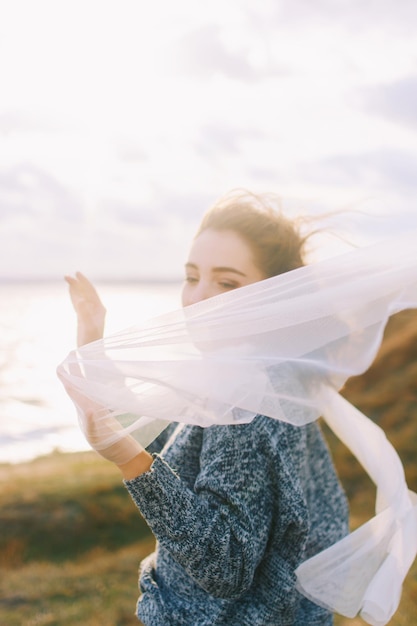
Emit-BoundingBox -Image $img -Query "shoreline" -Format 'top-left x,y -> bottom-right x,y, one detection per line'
0,448 -> 108,481
0,444 -> 92,468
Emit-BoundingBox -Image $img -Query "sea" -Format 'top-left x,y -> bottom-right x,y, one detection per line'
0,280 -> 181,464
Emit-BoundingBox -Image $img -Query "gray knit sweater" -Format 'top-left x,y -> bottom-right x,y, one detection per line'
124,415 -> 348,626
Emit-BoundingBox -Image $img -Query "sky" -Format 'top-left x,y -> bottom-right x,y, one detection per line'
1,0 -> 417,280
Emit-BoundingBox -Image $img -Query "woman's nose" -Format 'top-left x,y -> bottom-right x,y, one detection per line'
182,280 -> 214,306
189,281 -> 213,304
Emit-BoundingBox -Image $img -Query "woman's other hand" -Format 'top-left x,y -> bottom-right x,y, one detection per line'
65,272 -> 106,347
58,369 -> 153,478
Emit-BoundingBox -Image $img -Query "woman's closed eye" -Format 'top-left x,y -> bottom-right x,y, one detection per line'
185,275 -> 199,284
218,280 -> 239,290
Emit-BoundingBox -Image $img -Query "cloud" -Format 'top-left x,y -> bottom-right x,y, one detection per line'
275,0 -> 417,34
174,22 -> 286,82
0,161 -> 213,280
294,149 -> 417,239
101,198 -> 163,227
194,124 -> 266,159
150,187 -> 216,223
299,149 -> 417,192
0,163 -> 83,222
0,110 -> 67,135
360,76 -> 417,130
116,145 -> 148,165
1,0 -> 416,280
175,24 -> 257,81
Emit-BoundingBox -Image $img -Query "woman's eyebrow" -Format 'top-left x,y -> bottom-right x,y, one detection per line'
212,266 -> 247,277
185,262 -> 246,277
185,262 -> 198,271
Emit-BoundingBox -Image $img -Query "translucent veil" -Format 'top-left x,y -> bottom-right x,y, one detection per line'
57,231 -> 417,626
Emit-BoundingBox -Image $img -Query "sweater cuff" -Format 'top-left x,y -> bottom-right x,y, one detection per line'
124,453 -> 216,545
124,454 -> 191,536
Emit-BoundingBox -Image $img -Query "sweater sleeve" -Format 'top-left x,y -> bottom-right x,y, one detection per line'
124,419 -> 275,599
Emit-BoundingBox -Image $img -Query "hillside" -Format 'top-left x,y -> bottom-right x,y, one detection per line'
331,309 -> 417,502
331,309 -> 417,626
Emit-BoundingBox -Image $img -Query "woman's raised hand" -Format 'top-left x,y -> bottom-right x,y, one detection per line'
65,272 -> 107,347
62,273 -> 154,478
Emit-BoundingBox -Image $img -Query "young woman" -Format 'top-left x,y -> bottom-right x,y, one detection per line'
64,192 -> 349,625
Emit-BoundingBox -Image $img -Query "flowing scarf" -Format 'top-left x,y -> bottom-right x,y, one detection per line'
58,231 -> 417,626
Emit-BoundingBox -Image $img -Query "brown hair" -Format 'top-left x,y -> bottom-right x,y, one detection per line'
196,190 -> 310,278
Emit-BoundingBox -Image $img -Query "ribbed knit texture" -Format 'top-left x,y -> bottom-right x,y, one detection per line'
124,416 -> 348,625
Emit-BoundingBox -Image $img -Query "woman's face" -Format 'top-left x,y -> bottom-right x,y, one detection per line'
181,228 -> 266,306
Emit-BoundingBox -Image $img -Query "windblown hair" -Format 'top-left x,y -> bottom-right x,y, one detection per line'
196,190 -> 310,278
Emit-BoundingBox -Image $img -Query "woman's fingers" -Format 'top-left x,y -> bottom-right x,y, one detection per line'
65,273 -> 104,310
64,272 -> 106,346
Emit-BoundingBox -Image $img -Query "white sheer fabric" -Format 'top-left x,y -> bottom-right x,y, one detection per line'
57,231 -> 417,625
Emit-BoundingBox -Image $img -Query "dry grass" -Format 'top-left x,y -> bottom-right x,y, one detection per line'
0,452 -> 152,625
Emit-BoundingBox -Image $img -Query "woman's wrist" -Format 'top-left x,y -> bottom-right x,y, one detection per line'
77,314 -> 106,346
118,450 -> 154,480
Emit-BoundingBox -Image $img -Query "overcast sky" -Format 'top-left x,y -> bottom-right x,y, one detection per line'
1,0 -> 417,280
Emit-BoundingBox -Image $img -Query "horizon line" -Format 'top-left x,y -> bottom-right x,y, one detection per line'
0,276 -> 183,285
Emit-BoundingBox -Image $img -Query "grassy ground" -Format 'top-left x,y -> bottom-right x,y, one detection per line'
1,310 -> 416,625
0,452 -> 152,626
